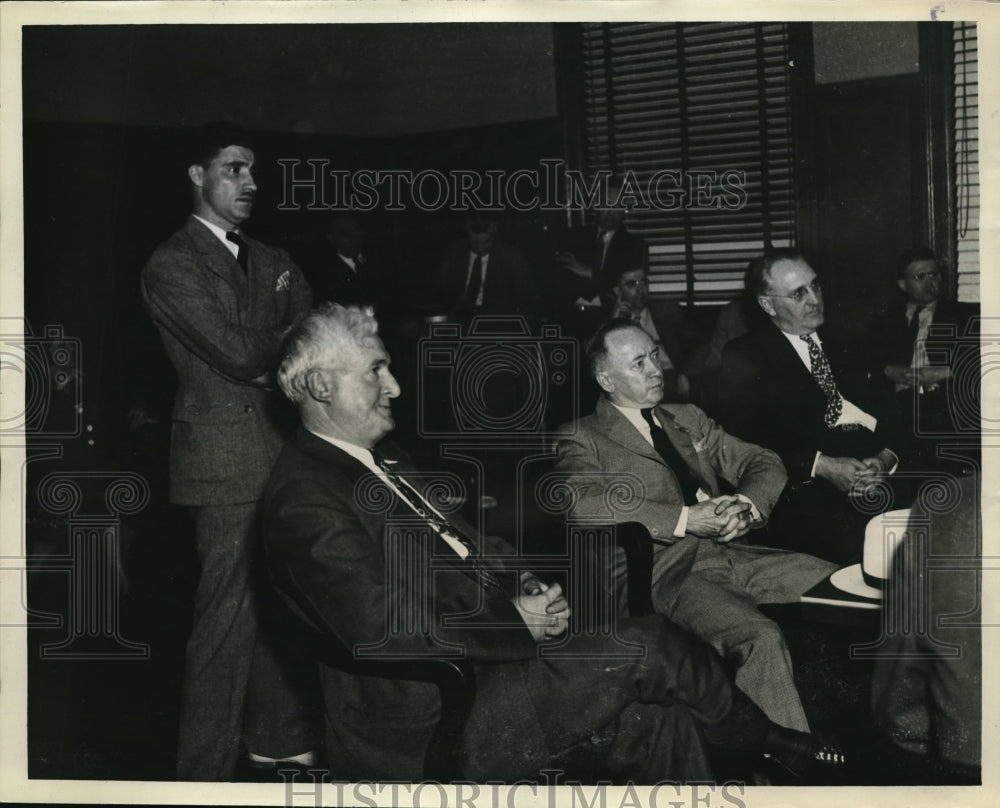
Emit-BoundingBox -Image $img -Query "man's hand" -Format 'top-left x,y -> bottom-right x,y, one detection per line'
815,454 -> 869,493
555,251 -> 593,279
686,496 -> 753,541
884,364 -> 915,388
513,581 -> 571,643
917,365 -> 951,389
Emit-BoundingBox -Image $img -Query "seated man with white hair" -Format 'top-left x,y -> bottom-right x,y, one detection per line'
258,302 -> 846,783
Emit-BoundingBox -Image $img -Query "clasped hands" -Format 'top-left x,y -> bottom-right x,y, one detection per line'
686,495 -> 757,543
514,573 -> 571,643
815,450 -> 895,495
884,363 -> 951,390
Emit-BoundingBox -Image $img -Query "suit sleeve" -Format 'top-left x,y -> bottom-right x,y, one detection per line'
142,245 -> 290,382
679,406 -> 787,518
554,424 -> 684,541
264,477 -> 538,664
719,340 -> 820,482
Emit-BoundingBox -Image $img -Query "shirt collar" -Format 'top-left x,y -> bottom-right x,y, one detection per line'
192,214 -> 237,245
308,428 -> 379,473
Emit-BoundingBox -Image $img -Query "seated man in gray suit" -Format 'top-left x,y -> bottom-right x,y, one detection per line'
261,303 -> 845,783
555,319 -> 836,733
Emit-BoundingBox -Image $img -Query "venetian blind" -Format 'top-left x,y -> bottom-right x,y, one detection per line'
580,22 -> 796,304
953,21 -> 979,303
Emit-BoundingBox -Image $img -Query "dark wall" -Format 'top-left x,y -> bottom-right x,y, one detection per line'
22,24 -> 558,137
22,118 -> 563,454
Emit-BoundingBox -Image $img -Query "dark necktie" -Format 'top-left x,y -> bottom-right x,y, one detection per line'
461,253 -> 484,309
907,305 -> 925,349
800,333 -> 843,428
639,408 -> 700,506
225,231 -> 249,274
371,452 -> 505,595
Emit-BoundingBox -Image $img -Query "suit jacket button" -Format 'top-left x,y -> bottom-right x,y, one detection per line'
244,405 -> 253,414
651,528 -> 659,536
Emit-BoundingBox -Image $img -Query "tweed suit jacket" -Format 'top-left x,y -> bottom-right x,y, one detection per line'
555,398 -> 787,545
141,215 -> 312,505
261,427 -> 554,781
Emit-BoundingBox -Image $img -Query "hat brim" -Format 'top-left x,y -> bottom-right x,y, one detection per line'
829,564 -> 883,600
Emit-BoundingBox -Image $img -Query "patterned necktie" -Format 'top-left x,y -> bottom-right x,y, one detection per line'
800,333 -> 843,428
225,231 -> 249,274
371,452 -> 505,595
639,408 -> 700,505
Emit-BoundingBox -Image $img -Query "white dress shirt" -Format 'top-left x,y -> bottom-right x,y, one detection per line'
610,402 -> 760,538
310,430 -> 469,558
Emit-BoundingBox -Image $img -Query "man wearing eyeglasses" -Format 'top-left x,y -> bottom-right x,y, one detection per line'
718,250 -> 901,563
867,248 -> 979,466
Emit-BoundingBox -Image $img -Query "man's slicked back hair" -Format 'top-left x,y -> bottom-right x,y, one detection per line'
586,318 -> 643,378
188,122 -> 256,167
895,247 -> 939,279
747,248 -> 807,297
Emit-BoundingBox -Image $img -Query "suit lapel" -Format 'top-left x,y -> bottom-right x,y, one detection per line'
295,429 -> 490,585
183,216 -> 251,307
654,406 -> 719,496
596,397 -> 661,464
595,398 -> 713,493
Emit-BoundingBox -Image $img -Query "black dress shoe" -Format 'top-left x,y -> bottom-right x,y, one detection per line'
762,725 -> 847,783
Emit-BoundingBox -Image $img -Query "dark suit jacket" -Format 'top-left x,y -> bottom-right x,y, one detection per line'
141,216 -> 312,505
293,236 -> 383,307
554,225 -> 649,307
867,298 -> 979,370
719,322 -> 893,483
436,239 -> 542,324
261,428 -> 551,780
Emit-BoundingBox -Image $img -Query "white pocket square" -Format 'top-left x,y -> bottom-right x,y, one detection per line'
275,271 -> 291,291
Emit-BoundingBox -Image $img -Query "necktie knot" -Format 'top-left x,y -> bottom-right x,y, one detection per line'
638,407 -> 699,505
226,231 -> 249,273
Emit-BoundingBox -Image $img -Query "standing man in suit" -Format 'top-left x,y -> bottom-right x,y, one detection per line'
141,123 -> 314,780
867,248 -> 980,464
555,319 -> 835,733
719,250 -> 903,563
436,213 -> 542,326
260,303 -> 844,783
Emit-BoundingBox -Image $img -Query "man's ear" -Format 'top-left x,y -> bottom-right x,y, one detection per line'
757,295 -> 776,317
304,368 -> 332,403
896,278 -> 907,295
188,164 -> 204,188
594,370 -> 614,394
